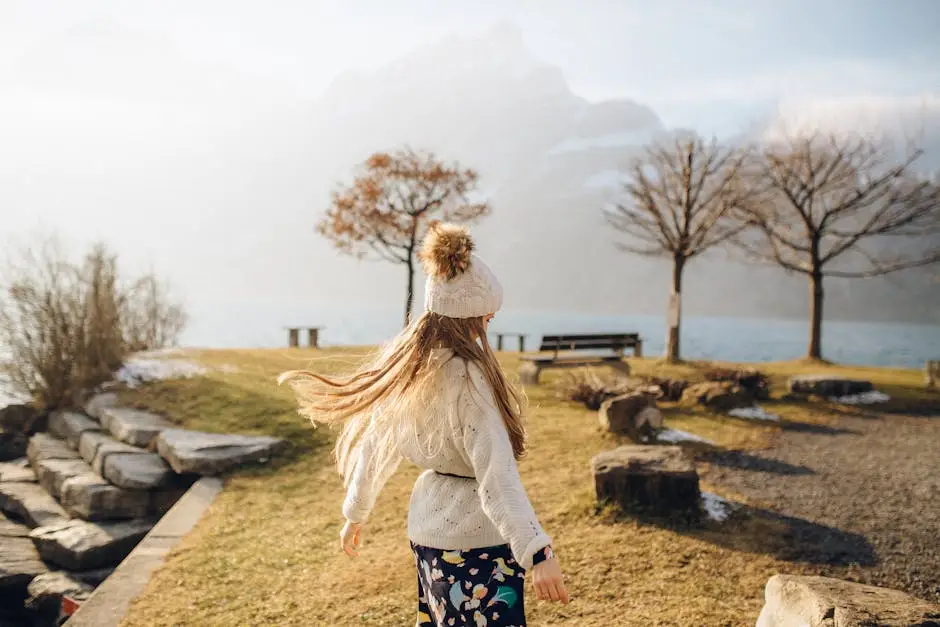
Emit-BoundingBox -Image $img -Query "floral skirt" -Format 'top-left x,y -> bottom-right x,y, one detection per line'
412,541 -> 526,627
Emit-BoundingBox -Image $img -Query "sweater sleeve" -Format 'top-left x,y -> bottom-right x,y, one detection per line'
461,365 -> 552,570
341,426 -> 402,524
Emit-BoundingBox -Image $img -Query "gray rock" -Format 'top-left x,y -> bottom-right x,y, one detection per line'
48,411 -> 102,447
0,459 -> 35,483
0,428 -> 28,462
0,481 -> 69,528
788,375 -> 874,398
27,433 -> 79,470
680,381 -> 754,412
35,458 -> 96,499
0,513 -> 49,590
598,393 -> 662,441
0,404 -> 38,433
77,431 -> 148,474
156,428 -> 288,475
83,392 -> 119,420
591,445 -> 701,518
102,453 -> 172,490
756,574 -> 940,627
25,571 -> 94,614
100,407 -> 174,447
60,473 -> 151,521
29,518 -> 153,571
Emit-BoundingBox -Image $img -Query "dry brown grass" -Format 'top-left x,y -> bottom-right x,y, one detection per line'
116,348 -> 936,626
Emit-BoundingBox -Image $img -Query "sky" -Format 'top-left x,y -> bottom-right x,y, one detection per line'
2,0 -> 938,136
0,0 -> 938,345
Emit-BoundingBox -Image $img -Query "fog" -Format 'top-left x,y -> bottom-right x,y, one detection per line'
2,0 -> 939,345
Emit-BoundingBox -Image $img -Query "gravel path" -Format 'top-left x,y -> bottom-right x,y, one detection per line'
699,409 -> 940,603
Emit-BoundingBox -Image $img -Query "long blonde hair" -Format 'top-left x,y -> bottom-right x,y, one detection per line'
277,311 -> 526,486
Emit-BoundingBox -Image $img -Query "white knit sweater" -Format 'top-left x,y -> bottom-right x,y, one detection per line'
341,349 -> 552,570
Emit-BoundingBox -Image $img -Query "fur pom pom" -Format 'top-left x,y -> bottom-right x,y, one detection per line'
419,223 -> 474,280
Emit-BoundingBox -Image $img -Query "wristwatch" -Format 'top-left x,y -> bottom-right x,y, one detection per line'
531,545 -> 554,566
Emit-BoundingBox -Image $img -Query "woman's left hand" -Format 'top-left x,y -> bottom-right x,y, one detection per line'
340,519 -> 362,557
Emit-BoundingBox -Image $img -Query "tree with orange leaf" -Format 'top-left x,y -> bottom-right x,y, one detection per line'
318,148 -> 490,326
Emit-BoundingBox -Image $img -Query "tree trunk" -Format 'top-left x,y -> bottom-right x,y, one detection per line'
807,270 -> 824,360
403,255 -> 415,328
665,256 -> 685,362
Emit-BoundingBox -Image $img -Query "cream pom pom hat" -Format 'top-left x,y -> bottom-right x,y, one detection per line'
419,223 -> 503,319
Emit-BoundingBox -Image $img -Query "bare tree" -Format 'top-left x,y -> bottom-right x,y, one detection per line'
737,132 -> 940,360
318,147 -> 490,326
603,137 -> 751,361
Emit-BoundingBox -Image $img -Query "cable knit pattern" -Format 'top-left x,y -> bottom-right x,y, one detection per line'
424,254 -> 504,319
341,350 -> 551,570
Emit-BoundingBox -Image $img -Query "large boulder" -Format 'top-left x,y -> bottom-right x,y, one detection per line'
48,411 -> 102,448
0,514 -> 48,591
83,392 -> 119,420
101,453 -> 172,490
35,458 -> 95,499
156,428 -> 288,475
0,459 -> 35,483
756,574 -> 940,627
598,393 -> 662,441
77,431 -> 145,471
26,433 -> 79,470
60,473 -> 151,521
0,481 -> 69,528
29,518 -> 153,571
788,376 -> 874,398
591,445 -> 701,518
100,407 -> 174,447
681,381 -> 754,412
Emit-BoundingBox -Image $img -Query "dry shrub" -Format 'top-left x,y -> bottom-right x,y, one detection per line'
560,369 -> 633,410
703,366 -> 770,400
0,237 -> 186,410
642,376 -> 690,402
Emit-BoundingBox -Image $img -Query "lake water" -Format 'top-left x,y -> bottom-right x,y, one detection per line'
180,305 -> 940,369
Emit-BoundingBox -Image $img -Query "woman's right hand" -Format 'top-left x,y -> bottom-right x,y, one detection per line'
340,519 -> 362,557
532,556 -> 569,604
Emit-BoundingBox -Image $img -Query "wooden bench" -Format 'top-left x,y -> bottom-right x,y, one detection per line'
491,332 -> 528,352
285,326 -> 322,348
519,333 -> 643,385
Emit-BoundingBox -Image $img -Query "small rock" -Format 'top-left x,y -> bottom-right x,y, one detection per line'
756,574 -> 940,627
0,404 -> 38,433
0,429 -> 28,462
156,428 -> 288,475
100,407 -> 174,447
24,571 -> 93,616
102,453 -> 172,490
83,392 -> 119,420
788,375 -> 874,398
26,433 -> 79,470
29,518 -> 153,571
598,393 -> 662,441
0,481 -> 69,528
591,445 -> 701,518
60,473 -> 151,521
48,411 -> 102,448
0,459 -> 35,483
681,381 -> 754,412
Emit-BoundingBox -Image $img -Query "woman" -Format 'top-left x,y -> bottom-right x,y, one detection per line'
279,222 -> 569,626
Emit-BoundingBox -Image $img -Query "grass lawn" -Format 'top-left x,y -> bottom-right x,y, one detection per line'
115,348 -> 936,626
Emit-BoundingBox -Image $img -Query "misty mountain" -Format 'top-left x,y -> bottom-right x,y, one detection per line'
1,20 -> 936,342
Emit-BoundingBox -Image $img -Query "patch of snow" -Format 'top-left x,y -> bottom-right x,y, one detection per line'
701,492 -> 735,522
830,390 -> 891,405
656,428 -> 714,445
728,406 -> 780,422
116,354 -> 207,388
583,169 -> 624,191
546,129 -> 657,155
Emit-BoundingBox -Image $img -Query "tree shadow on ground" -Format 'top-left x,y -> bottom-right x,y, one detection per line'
601,503 -> 877,568
695,449 -> 815,475
777,420 -> 860,435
